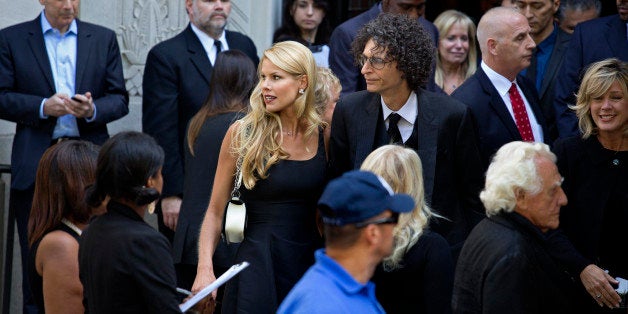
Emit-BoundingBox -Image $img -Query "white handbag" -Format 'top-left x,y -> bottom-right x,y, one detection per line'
223,160 -> 246,243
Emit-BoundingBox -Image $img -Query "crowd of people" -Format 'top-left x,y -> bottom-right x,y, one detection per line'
0,0 -> 627,313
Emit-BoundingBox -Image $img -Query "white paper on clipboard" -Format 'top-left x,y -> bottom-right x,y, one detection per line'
179,261 -> 250,312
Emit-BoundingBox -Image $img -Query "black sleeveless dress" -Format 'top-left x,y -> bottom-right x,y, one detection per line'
222,132 -> 327,314
28,223 -> 80,313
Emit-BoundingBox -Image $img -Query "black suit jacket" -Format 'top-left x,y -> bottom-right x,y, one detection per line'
549,136 -> 627,275
79,201 -> 181,314
452,67 -> 551,169
525,28 -> 571,141
0,16 -> 129,190
329,89 -> 485,252
142,25 -> 258,197
554,15 -> 628,138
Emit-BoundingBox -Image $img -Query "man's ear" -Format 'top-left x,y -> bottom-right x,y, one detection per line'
185,0 -> 193,14
487,38 -> 499,56
363,224 -> 380,246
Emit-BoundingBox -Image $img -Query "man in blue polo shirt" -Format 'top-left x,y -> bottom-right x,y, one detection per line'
278,170 -> 415,313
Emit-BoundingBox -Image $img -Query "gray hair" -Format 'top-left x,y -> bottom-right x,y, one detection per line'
480,142 -> 556,216
557,0 -> 601,21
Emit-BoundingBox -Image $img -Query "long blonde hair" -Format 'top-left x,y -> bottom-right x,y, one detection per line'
234,41 -> 322,189
433,10 -> 477,90
360,145 -> 437,270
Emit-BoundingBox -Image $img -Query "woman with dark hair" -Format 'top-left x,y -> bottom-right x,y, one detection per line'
273,0 -> 332,67
27,140 -> 99,313
78,131 -> 182,313
173,50 -> 256,293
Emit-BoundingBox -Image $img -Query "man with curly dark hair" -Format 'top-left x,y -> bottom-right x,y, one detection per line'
329,0 -> 438,97
329,13 -> 485,260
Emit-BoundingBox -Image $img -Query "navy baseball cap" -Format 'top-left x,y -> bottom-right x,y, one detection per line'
318,170 -> 415,226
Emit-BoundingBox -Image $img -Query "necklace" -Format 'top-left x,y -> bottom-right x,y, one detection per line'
282,130 -> 297,137
61,218 -> 83,235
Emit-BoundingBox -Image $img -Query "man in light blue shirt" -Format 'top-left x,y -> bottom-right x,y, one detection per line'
278,171 -> 414,313
0,1 -> 128,312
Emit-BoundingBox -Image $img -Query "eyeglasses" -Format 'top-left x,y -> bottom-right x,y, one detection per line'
355,213 -> 399,228
357,55 -> 392,70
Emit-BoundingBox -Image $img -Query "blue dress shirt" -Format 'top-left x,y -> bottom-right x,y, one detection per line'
39,11 -> 96,138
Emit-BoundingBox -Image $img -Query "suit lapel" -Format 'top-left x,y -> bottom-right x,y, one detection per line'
355,94 -> 380,163
27,17 -> 55,91
606,16 -> 628,60
540,29 -> 569,97
477,68 -> 522,140
75,20 -> 91,92
185,25 -> 212,85
415,90 -> 437,200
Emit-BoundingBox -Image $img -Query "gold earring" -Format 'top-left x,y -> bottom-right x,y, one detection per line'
147,201 -> 156,214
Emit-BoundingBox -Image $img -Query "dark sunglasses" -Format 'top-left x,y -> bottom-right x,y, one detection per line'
355,213 -> 399,228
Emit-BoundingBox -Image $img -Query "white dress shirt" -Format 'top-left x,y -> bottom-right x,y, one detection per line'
481,62 -> 544,142
381,91 -> 418,143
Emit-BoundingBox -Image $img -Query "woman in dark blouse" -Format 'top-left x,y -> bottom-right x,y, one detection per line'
362,145 -> 454,314
79,131 -> 185,313
273,0 -> 332,67
552,58 -> 628,312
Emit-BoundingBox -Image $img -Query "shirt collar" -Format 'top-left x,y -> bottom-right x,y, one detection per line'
381,91 -> 418,124
315,249 -> 374,295
481,61 -> 516,98
190,23 -> 226,49
40,10 -> 77,35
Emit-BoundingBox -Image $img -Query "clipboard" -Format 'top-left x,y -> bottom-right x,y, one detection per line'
179,261 -> 250,312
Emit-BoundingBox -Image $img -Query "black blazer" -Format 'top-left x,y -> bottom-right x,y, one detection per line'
452,67 -> 551,169
525,28 -> 571,141
0,15 -> 129,190
142,25 -> 258,197
547,136 -> 628,312
329,89 -> 485,252
79,201 -> 181,314
549,136 -> 628,275
554,15 -> 628,138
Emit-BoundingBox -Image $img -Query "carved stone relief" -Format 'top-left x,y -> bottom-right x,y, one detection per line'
116,0 -> 187,96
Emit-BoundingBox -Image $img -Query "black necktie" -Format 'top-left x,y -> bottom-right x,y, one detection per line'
214,40 -> 222,58
387,113 -> 403,144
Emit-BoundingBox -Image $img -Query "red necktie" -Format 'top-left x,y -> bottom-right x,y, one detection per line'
508,83 -> 534,142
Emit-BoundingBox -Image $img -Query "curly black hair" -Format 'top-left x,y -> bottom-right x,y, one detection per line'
351,13 -> 435,91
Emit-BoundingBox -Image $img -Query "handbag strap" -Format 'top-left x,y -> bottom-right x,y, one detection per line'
230,157 -> 243,198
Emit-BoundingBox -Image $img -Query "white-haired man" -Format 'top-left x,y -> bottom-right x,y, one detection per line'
452,141 -> 575,313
